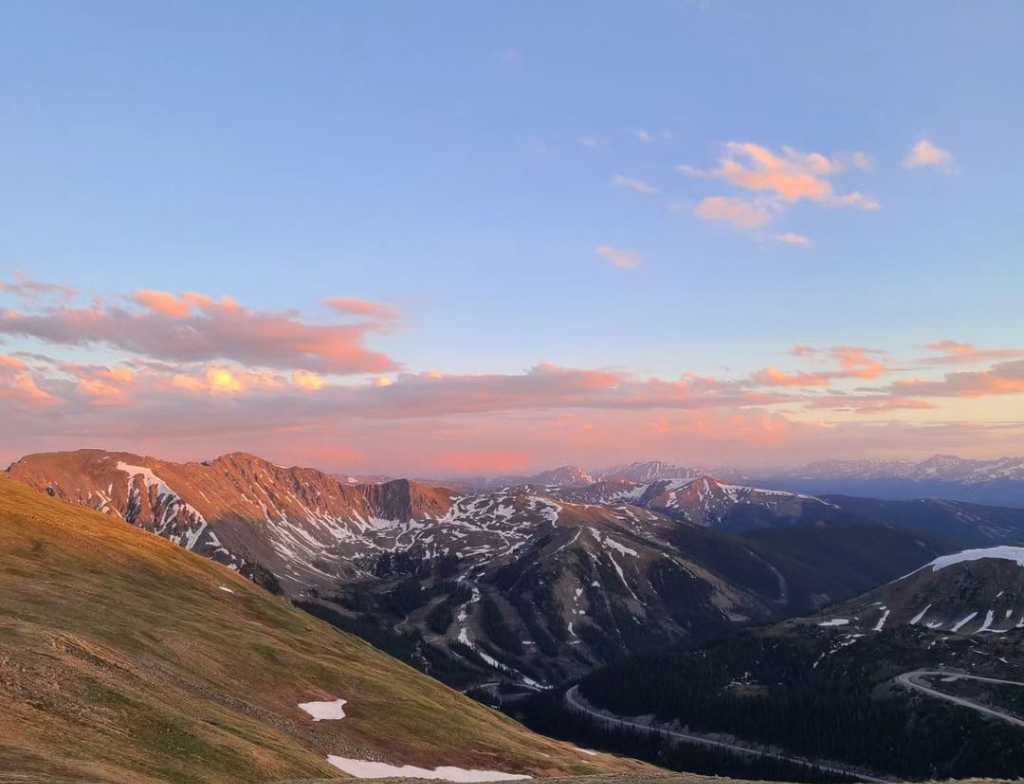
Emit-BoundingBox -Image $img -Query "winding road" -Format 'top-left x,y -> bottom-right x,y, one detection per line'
896,670 -> 1024,728
563,685 -> 888,783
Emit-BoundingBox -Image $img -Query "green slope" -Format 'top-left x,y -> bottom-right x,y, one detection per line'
0,476 -> 650,784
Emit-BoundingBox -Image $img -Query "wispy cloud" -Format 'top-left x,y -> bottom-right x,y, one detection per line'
596,246 -> 643,269
891,360 -> 1024,398
921,340 -> 1024,366
495,47 -> 522,65
612,174 -> 659,194
903,139 -> 956,172
634,128 -> 672,143
775,232 -> 815,248
325,298 -> 401,321
0,273 -> 78,305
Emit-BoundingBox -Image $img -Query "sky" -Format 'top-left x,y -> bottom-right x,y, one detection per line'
1,1 -> 1023,475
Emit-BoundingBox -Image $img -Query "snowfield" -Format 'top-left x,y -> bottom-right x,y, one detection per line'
325,756 -> 530,781
298,698 -> 348,721
929,546 -> 1024,572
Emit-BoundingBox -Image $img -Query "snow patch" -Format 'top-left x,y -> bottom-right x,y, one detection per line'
873,607 -> 890,632
909,604 -> 932,625
978,609 -> 996,632
818,618 -> 849,627
325,757 -> 529,781
298,699 -> 348,721
951,611 -> 979,632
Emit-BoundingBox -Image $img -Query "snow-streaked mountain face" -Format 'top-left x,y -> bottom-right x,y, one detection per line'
1,450 -> 949,689
806,546 -> 1024,638
594,461 -> 704,484
526,465 -> 596,486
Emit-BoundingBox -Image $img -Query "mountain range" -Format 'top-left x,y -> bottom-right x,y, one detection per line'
10,449 -> 1024,695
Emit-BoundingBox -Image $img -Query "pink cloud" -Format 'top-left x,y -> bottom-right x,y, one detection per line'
712,143 -> 834,202
927,339 -> 975,356
693,196 -> 775,229
0,287 -> 399,375
131,289 -> 192,318
596,246 -> 643,269
681,143 -> 880,236
0,274 -> 78,305
775,232 -> 815,248
892,359 -> 1024,398
693,143 -> 880,208
324,298 -> 401,320
0,355 -> 57,407
903,139 -> 955,171
922,340 -> 1024,365
750,366 -> 830,387
60,363 -> 136,407
784,345 -> 889,380
832,347 -> 888,379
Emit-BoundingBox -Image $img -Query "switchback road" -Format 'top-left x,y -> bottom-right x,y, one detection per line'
896,670 -> 1024,728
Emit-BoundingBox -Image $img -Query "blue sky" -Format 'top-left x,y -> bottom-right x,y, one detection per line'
1,1 -> 1022,473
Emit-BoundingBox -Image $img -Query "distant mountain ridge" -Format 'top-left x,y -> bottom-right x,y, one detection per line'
780,454 -> 1024,483
759,455 -> 1024,508
447,454 -> 1024,507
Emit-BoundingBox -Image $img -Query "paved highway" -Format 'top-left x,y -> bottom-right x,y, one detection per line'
564,685 -> 888,783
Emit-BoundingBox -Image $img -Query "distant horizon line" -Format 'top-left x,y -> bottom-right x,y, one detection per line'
6,446 -> 1023,482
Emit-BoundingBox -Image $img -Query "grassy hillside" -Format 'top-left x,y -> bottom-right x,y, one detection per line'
0,476 -> 649,784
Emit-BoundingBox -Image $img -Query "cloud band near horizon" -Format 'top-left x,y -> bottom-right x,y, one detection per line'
2,276 -> 1022,475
